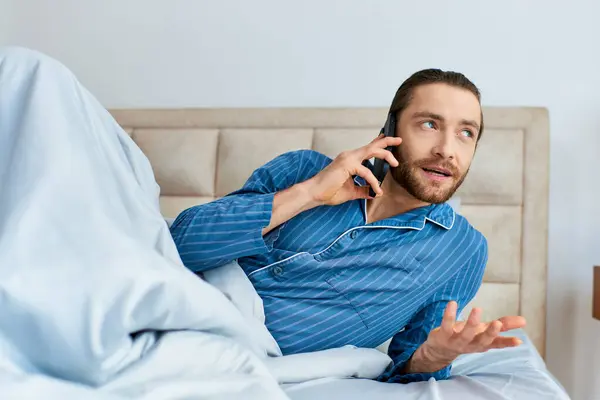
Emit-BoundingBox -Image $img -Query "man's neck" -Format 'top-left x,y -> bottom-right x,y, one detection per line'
366,177 -> 429,224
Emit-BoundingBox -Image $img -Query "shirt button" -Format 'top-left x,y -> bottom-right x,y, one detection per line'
350,230 -> 358,239
272,266 -> 284,276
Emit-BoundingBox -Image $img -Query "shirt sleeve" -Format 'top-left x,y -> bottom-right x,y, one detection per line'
377,236 -> 488,384
169,149 -> 330,272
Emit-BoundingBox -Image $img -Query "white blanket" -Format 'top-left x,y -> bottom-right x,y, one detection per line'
202,261 -> 392,384
0,46 -> 288,400
0,46 -> 391,400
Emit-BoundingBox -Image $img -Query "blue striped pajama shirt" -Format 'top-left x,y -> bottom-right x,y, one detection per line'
170,149 -> 488,383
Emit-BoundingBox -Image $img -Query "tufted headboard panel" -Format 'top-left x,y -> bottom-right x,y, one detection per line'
109,107 -> 550,357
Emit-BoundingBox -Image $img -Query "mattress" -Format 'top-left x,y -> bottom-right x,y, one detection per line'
282,329 -> 569,400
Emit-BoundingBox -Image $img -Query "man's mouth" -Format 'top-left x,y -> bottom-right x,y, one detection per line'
421,166 -> 452,177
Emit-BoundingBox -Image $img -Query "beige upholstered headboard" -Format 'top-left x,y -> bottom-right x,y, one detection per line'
109,107 -> 550,358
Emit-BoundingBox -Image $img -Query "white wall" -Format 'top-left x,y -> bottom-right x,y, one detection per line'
4,0 -> 600,398
0,0 -> 12,43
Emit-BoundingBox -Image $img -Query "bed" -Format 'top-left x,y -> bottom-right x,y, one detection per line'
108,106 -> 568,399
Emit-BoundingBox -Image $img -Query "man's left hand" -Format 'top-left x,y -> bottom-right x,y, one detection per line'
405,301 -> 527,374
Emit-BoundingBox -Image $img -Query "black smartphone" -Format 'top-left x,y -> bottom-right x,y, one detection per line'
363,112 -> 397,197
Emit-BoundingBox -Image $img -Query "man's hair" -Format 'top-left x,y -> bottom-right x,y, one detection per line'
388,69 -> 484,140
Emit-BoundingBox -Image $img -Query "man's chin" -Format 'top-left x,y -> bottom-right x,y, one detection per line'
391,170 -> 462,204
412,186 -> 457,204
417,196 -> 453,204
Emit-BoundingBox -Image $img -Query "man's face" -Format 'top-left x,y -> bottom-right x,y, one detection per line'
391,83 -> 482,204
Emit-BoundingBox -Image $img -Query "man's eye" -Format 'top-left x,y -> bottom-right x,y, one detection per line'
422,121 -> 435,129
461,129 -> 474,138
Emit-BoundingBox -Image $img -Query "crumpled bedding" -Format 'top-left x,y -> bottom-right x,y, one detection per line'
282,328 -> 570,400
203,261 -> 570,400
0,46 -> 289,400
202,261 -> 393,384
0,46 -> 570,400
0,46 -> 390,400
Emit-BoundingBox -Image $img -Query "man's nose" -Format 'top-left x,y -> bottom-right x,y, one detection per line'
431,131 -> 455,159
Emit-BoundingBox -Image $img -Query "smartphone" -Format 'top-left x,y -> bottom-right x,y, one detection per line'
363,112 -> 397,197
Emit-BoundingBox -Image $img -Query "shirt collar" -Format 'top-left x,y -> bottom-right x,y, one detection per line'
353,176 -> 456,230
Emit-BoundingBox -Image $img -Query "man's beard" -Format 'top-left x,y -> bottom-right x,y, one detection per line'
390,150 -> 468,204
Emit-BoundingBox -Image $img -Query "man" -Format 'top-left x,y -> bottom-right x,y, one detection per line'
170,70 -> 527,383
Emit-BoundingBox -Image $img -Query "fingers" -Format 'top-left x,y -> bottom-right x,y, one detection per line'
458,307 -> 482,342
496,316 -> 527,331
370,133 -> 402,146
440,301 -> 457,336
338,135 -> 401,184
353,185 -> 373,200
472,320 -> 502,348
488,336 -> 523,349
366,135 -> 403,154
451,308 -> 481,352
368,148 -> 399,167
370,133 -> 385,142
355,165 -> 383,197
429,307 -> 526,359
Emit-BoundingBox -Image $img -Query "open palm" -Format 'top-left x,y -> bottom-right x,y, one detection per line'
423,301 -> 527,363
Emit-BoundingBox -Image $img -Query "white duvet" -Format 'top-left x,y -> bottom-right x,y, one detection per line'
0,46 -> 284,399
0,46 -> 392,400
0,46 -> 570,400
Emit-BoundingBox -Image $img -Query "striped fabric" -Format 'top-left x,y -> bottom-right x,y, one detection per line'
170,149 -> 488,383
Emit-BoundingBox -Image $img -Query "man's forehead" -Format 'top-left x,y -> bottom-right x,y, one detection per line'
407,83 -> 481,123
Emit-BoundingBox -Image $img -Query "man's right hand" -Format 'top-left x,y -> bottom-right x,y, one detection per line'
261,135 -> 402,235
306,134 -> 402,206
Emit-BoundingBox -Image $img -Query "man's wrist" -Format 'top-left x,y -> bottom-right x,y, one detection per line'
404,343 -> 455,374
262,179 -> 323,236
297,178 -> 325,209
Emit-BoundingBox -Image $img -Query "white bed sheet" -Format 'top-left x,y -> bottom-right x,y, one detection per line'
282,328 -> 569,400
